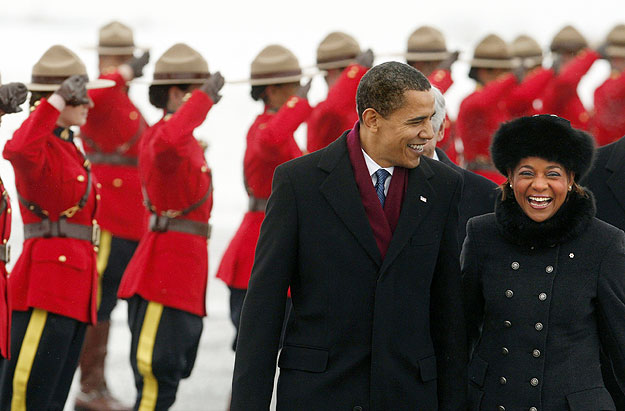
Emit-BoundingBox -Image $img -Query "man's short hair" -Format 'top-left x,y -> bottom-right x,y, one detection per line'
356,61 -> 431,122
431,86 -> 446,134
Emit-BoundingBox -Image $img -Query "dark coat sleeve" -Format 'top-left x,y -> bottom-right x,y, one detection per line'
430,176 -> 468,410
461,217 -> 485,357
230,164 -> 298,410
596,228 -> 625,393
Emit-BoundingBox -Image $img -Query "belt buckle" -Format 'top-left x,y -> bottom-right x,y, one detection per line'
91,223 -> 101,246
3,244 -> 10,264
150,214 -> 169,232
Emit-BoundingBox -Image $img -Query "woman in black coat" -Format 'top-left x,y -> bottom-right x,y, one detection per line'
462,114 -> 625,411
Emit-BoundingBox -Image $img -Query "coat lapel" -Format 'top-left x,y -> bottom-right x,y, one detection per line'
605,137 -> 625,215
379,158 -> 436,277
319,135 -> 382,266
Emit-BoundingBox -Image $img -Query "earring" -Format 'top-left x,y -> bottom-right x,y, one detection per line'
509,183 -> 512,188
568,185 -> 572,191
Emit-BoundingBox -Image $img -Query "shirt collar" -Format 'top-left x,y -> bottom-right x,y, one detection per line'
432,149 -> 439,161
361,148 -> 394,177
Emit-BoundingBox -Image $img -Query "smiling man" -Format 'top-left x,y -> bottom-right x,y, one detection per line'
231,61 -> 467,411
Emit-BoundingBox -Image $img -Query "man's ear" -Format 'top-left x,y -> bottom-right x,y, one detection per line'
436,122 -> 446,143
361,108 -> 379,132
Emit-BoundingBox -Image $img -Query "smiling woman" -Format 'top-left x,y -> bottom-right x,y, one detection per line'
461,114 -> 625,410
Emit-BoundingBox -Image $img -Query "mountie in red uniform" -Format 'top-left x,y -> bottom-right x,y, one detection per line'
506,67 -> 555,119
3,99 -> 100,325
592,70 -> 625,146
118,89 -> 214,317
307,64 -> 366,153
456,73 -> 517,184
80,70 -> 148,241
217,95 -> 311,290
429,68 -> 457,163
538,49 -> 598,130
0,179 -> 11,359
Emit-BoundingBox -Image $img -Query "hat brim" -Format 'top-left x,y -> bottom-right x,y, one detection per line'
83,45 -> 149,55
26,78 -> 116,92
470,57 -> 518,69
518,56 -> 543,68
404,51 -> 452,61
147,77 -> 209,86
227,68 -> 326,86
316,58 -> 358,70
606,45 -> 625,58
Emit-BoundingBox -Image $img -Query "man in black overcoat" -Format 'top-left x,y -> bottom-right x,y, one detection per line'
584,134 -> 625,410
423,87 -> 497,246
231,62 -> 467,410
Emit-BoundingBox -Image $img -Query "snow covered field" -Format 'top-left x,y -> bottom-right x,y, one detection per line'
0,1 -> 622,409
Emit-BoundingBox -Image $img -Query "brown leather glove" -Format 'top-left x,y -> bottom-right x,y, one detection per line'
200,71 -> 225,103
54,75 -> 89,106
295,79 -> 312,100
437,50 -> 460,71
127,51 -> 150,78
355,49 -> 374,68
0,82 -> 28,113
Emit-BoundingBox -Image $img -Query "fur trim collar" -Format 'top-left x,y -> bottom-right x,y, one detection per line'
495,189 -> 596,248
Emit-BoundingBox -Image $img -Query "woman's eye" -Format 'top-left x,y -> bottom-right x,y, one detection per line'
519,171 -> 533,176
547,172 -> 561,177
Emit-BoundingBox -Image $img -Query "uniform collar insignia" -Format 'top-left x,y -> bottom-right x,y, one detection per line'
53,127 -> 74,142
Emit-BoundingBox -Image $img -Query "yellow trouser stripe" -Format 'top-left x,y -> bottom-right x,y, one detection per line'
137,301 -> 163,411
95,230 -> 113,309
12,309 -> 48,411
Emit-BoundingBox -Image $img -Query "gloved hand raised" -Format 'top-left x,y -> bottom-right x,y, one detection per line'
54,75 -> 89,106
127,51 -> 150,79
0,82 -> 28,113
355,49 -> 375,68
437,51 -> 460,71
295,79 -> 312,100
200,71 -> 225,103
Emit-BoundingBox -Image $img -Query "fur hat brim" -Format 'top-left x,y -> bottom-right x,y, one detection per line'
491,114 -> 595,181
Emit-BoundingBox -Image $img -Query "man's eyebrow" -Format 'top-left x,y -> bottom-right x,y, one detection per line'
405,115 -> 428,124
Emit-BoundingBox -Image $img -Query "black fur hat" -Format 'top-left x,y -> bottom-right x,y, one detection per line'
491,114 -> 595,180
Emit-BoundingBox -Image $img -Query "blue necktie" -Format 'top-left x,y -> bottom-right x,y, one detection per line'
374,169 -> 391,208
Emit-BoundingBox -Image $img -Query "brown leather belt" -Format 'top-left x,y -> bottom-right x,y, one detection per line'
248,196 -> 268,212
24,218 -> 101,246
86,153 -> 138,166
149,214 -> 211,239
0,244 -> 10,263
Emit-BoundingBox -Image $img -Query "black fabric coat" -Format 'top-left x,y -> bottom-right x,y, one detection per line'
462,190 -> 625,411
231,133 -> 467,411
435,148 -> 497,245
584,135 -> 625,410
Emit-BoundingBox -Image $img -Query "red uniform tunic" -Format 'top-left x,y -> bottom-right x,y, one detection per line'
217,96 -> 312,290
506,67 -> 554,119
429,69 -> 457,163
3,99 -> 100,324
307,64 -> 366,153
538,49 -> 598,130
456,74 -> 517,184
80,71 -> 148,241
592,70 -> 625,146
118,90 -> 214,317
0,179 -> 11,358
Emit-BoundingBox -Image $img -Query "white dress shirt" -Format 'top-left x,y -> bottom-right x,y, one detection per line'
362,149 -> 394,196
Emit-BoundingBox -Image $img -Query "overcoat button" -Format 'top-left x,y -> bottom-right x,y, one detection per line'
569,253 -> 575,258
530,377 -> 539,386
533,349 -> 541,358
539,293 -> 547,301
511,261 -> 519,270
545,265 -> 554,273
505,290 -> 514,298
502,347 -> 509,355
353,407 -> 363,411
504,320 -> 512,328
535,322 -> 543,331
500,377 -> 507,384
530,408 -> 538,411
498,406 -> 506,411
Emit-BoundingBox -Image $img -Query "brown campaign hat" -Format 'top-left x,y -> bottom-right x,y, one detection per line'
249,45 -> 306,86
405,26 -> 451,61
98,21 -> 137,55
550,25 -> 588,53
606,24 -> 625,58
512,35 -> 543,67
28,45 -> 115,91
316,31 -> 361,70
150,43 -> 210,85
470,34 -> 516,69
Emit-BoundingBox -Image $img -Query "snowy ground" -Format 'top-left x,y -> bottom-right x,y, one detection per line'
0,1 -> 622,409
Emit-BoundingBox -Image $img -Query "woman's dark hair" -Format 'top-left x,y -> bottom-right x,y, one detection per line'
149,84 -> 192,109
29,91 -> 52,109
251,85 -> 267,103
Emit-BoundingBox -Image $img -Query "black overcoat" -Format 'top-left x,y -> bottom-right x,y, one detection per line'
436,148 -> 497,245
462,192 -> 625,410
231,133 -> 467,410
584,135 -> 625,409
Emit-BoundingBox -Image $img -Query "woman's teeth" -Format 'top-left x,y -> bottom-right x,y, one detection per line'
528,196 -> 552,208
